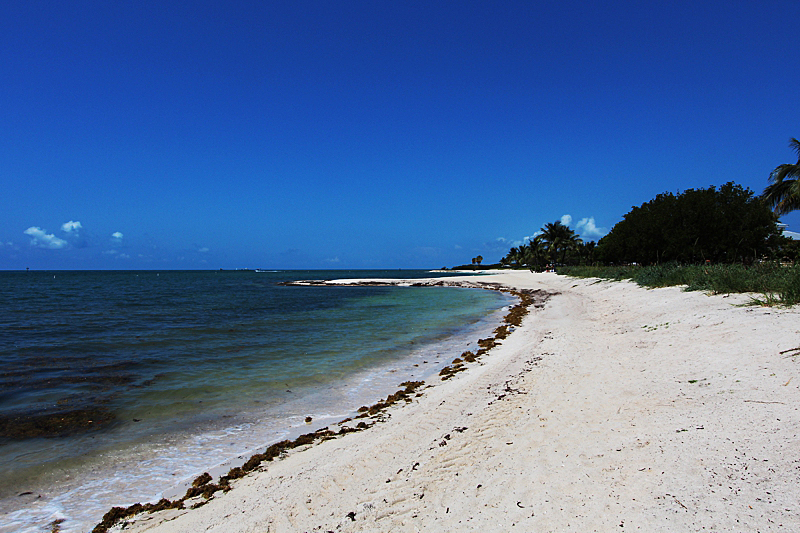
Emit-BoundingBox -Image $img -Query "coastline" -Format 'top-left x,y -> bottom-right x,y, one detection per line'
98,271 -> 800,532
2,272 -> 513,533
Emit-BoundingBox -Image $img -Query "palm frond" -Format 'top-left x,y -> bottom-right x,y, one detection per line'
762,138 -> 800,214
770,163 -> 800,184
790,137 -> 800,162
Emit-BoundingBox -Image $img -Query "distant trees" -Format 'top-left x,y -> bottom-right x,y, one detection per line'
500,222 -> 593,270
763,137 -> 800,215
496,178 -> 787,271
499,247 -> 520,268
540,221 -> 582,265
596,182 -> 780,264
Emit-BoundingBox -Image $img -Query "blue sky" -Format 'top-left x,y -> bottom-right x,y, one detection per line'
2,0 -> 799,270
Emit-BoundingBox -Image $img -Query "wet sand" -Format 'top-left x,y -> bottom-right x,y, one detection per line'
99,271 -> 800,532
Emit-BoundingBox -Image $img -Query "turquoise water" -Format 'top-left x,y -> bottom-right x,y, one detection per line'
0,270 -> 511,532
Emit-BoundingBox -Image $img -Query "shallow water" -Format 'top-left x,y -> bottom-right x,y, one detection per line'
0,270 -> 511,532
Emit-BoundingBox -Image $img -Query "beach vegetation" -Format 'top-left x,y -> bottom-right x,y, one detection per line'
500,224 -> 596,270
497,181 -> 790,272
541,221 -> 583,264
558,262 -> 800,306
762,137 -> 800,215
595,182 -> 781,265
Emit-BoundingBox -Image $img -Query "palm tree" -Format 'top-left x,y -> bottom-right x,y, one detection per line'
540,221 -> 582,265
523,236 -> 548,271
763,138 -> 800,215
577,240 -> 597,265
517,243 -> 531,268
500,247 -> 520,268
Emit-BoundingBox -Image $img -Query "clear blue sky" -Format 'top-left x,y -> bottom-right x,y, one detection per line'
2,0 -> 799,270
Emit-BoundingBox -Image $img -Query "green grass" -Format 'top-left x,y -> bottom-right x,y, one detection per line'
557,263 -> 800,306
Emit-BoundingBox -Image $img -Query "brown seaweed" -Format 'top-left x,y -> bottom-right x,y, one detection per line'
0,408 -> 116,439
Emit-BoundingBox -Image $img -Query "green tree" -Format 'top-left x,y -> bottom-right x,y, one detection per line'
500,247 -> 521,268
522,236 -> 548,271
540,221 -> 582,265
578,240 -> 597,265
763,138 -> 800,215
597,182 -> 779,264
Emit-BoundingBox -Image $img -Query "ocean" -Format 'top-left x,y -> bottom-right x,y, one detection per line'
0,270 -> 512,533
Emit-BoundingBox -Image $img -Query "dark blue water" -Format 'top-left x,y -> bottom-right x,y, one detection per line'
0,270 -> 510,533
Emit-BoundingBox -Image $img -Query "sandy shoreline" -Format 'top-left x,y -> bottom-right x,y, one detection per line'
105,271 -> 800,532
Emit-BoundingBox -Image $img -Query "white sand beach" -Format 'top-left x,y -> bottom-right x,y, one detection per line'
112,271 -> 800,532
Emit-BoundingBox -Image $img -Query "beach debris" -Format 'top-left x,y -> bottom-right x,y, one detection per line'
356,381 -> 425,415
494,324 -> 510,339
92,498 -> 185,533
436,290 -> 552,382
183,471 -> 225,500
477,337 -> 498,350
672,496 -> 688,510
191,472 -> 212,487
439,364 -> 465,380
346,511 -> 356,521
305,416 -> 312,423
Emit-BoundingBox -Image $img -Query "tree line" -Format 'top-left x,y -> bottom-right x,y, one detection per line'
499,221 -> 596,271
496,137 -> 800,269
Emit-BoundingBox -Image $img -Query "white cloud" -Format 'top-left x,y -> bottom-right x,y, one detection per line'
784,230 -> 800,240
509,231 -> 543,246
502,215 -> 604,250
198,247 -> 210,253
325,257 -> 340,263
102,249 -> 118,255
111,231 -> 123,240
61,220 -> 83,233
118,253 -> 130,259
575,217 -> 607,238
24,227 -> 68,249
